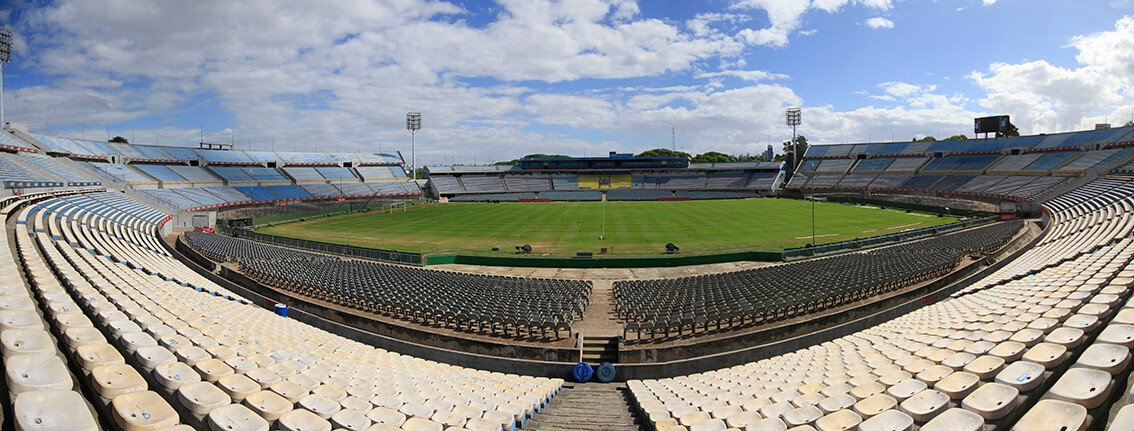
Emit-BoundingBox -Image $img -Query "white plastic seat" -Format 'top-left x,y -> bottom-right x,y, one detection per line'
919,407 -> 984,431
400,417 -> 443,431
207,403 -> 270,431
111,390 -> 180,431
365,406 -> 406,426
300,393 -> 342,419
960,382 -> 1018,420
278,408 -> 332,431
1073,343 -> 1131,375
195,358 -> 236,382
1022,343 -> 1069,369
1045,367 -> 1113,409
5,354 -> 73,395
783,405 -> 822,427
1013,399 -> 1087,431
244,368 -> 281,390
218,374 -> 261,402
884,379 -> 926,402
244,390 -> 293,422
724,409 -> 761,429
994,360 -> 1045,392
331,408 -> 372,431
75,343 -> 126,371
269,380 -> 309,403
0,328 -> 55,357
933,372 -> 980,399
1096,324 -> 1134,348
746,417 -> 786,431
897,388 -> 948,422
153,361 -> 202,391
134,345 -> 177,371
813,409 -> 861,431
90,363 -> 148,401
12,390 -> 99,431
177,381 -> 232,416
857,409 -> 912,431
688,416 -> 727,431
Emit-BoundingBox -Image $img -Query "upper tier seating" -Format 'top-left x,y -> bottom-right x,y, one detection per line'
166,165 -> 221,183
0,153 -> 54,183
315,167 -> 357,181
18,154 -> 92,183
133,164 -> 187,183
195,149 -> 254,164
208,166 -> 255,182
82,162 -> 153,183
356,165 -> 399,179
282,167 -> 324,181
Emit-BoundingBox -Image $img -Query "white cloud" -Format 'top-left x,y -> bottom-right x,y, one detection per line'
731,0 -> 892,46
983,0 -> 997,5
695,70 -> 789,82
865,17 -> 894,29
969,16 -> 1134,133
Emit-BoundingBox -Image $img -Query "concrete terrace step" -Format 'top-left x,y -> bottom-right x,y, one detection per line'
527,383 -> 644,431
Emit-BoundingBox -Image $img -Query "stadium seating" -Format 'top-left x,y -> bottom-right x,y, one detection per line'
282,167 -> 324,181
3,190 -> 563,431
615,221 -> 1021,340
627,178 -> 1134,431
166,165 -> 221,183
134,164 -> 188,183
183,231 -> 592,340
0,153 -> 55,183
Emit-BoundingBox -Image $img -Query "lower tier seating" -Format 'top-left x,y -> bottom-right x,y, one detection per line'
6,190 -> 563,431
627,178 -> 1134,431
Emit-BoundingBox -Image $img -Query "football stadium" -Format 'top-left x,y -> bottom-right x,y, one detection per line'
3,2 -> 1134,431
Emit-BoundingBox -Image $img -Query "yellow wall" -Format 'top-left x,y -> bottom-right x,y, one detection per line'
578,175 -> 631,189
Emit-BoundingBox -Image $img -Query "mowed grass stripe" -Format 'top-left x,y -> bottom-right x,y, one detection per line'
257,200 -> 957,254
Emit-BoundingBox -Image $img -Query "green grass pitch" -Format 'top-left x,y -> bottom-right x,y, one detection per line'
256,199 -> 958,255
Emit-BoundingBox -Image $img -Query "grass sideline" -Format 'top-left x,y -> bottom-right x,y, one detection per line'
256,199 -> 958,255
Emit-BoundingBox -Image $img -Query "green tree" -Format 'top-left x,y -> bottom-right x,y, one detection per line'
776,135 -> 809,170
945,134 -> 968,141
733,153 -> 766,162
916,136 -> 936,142
109,136 -> 128,143
1000,122 -> 1020,137
636,148 -> 692,158
493,154 -> 572,165
690,151 -> 737,163
1125,120 -> 1133,127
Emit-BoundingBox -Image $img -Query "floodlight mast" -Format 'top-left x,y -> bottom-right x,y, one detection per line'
786,107 -> 802,177
406,112 -> 421,179
0,26 -> 13,130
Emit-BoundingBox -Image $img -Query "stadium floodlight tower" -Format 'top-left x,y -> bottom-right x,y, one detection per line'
0,26 -> 13,129
406,112 -> 421,179
785,107 -> 802,174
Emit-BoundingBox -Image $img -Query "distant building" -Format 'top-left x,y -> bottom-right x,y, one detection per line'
763,145 -> 774,162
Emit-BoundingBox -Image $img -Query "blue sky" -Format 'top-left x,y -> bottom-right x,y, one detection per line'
1,0 -> 1133,165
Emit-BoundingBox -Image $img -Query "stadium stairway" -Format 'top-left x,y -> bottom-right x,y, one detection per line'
526,383 -> 644,431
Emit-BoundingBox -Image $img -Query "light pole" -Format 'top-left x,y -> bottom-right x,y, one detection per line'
0,26 -> 14,129
786,107 -> 802,176
406,112 -> 421,179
